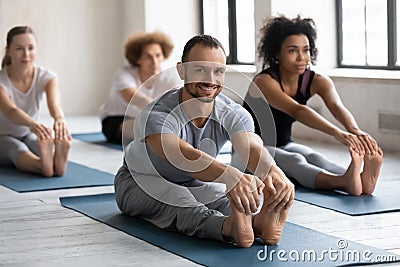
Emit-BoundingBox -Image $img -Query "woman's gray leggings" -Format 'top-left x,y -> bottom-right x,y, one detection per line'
0,133 -> 39,166
231,142 -> 346,189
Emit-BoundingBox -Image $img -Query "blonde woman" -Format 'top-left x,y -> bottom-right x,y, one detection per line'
0,26 -> 70,177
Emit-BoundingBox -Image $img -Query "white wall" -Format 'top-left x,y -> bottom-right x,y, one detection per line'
0,0 -> 124,116
0,0 -> 199,116
122,0 -> 145,38
144,0 -> 200,68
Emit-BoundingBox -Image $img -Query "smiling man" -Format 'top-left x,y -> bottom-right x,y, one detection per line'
114,35 -> 294,247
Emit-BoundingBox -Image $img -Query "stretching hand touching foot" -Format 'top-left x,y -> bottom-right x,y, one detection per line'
29,121 -> 52,140
226,172 -> 264,215
361,147 -> 383,195
53,118 -> 71,141
354,131 -> 378,155
53,118 -> 71,176
253,165 -> 294,245
333,129 -> 364,154
262,165 -> 295,212
353,131 -> 382,194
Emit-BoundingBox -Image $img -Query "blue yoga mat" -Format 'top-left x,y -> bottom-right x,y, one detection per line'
294,181 -> 400,216
72,132 -> 233,154
0,162 -> 114,192
60,193 -> 399,267
72,132 -> 123,150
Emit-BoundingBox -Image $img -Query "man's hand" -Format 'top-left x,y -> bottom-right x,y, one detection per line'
262,165 -> 294,211
227,173 -> 265,215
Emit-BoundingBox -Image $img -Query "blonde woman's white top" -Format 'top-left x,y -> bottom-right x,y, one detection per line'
0,66 -> 56,137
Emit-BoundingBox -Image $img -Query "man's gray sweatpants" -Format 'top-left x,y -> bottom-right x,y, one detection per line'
114,163 -> 231,241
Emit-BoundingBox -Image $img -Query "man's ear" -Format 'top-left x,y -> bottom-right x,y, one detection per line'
176,62 -> 185,80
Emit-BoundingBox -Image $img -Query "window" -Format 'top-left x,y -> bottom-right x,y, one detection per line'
200,0 -> 255,64
337,0 -> 399,70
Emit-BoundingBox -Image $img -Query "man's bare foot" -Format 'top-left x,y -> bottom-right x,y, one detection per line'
222,196 -> 254,247
38,138 -> 54,177
361,148 -> 383,195
253,190 -> 289,245
340,147 -> 364,196
54,138 -> 70,176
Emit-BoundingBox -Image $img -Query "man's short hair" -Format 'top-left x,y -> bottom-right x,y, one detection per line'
181,35 -> 226,63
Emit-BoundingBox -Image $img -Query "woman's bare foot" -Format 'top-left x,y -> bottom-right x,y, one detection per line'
361,148 -> 383,195
252,190 -> 289,245
222,195 -> 254,247
38,138 -> 55,177
54,138 -> 70,176
340,147 -> 364,196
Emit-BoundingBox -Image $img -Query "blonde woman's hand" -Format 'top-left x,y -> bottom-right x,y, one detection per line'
29,121 -> 52,140
53,118 -> 71,140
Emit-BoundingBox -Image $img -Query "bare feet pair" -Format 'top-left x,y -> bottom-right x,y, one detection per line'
38,137 -> 70,177
340,147 -> 383,196
222,190 -> 290,248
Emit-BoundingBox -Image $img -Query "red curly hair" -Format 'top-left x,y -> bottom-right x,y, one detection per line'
124,31 -> 174,66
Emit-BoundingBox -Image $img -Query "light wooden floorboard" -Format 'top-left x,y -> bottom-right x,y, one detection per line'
0,116 -> 399,266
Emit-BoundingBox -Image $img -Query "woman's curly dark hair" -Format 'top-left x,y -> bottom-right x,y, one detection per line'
258,15 -> 318,69
124,31 -> 174,66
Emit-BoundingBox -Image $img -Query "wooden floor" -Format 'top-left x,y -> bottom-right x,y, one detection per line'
1,116 -> 399,266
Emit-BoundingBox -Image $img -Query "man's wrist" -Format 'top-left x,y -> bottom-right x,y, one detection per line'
216,165 -> 242,191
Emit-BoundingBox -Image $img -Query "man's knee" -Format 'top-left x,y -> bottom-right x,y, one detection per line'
114,165 -> 136,214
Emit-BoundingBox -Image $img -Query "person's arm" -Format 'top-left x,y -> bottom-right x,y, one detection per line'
312,74 -> 378,154
115,67 -> 154,109
45,77 -> 70,140
0,86 -> 51,139
255,74 -> 363,152
145,133 -> 263,214
230,131 -> 294,210
120,88 -> 153,109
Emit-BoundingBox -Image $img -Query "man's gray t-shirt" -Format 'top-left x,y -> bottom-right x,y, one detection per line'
125,88 -> 254,184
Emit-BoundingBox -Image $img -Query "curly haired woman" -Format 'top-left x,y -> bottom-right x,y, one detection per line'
99,31 -> 181,145
240,15 -> 383,195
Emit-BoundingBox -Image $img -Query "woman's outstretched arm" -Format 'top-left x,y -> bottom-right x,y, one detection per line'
45,77 -> 70,140
311,74 -> 378,154
255,74 -> 363,152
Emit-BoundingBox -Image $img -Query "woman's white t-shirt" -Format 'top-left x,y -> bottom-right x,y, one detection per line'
0,66 -> 56,137
99,65 -> 182,120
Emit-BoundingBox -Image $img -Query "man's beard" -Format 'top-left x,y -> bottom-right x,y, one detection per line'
184,82 -> 221,103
